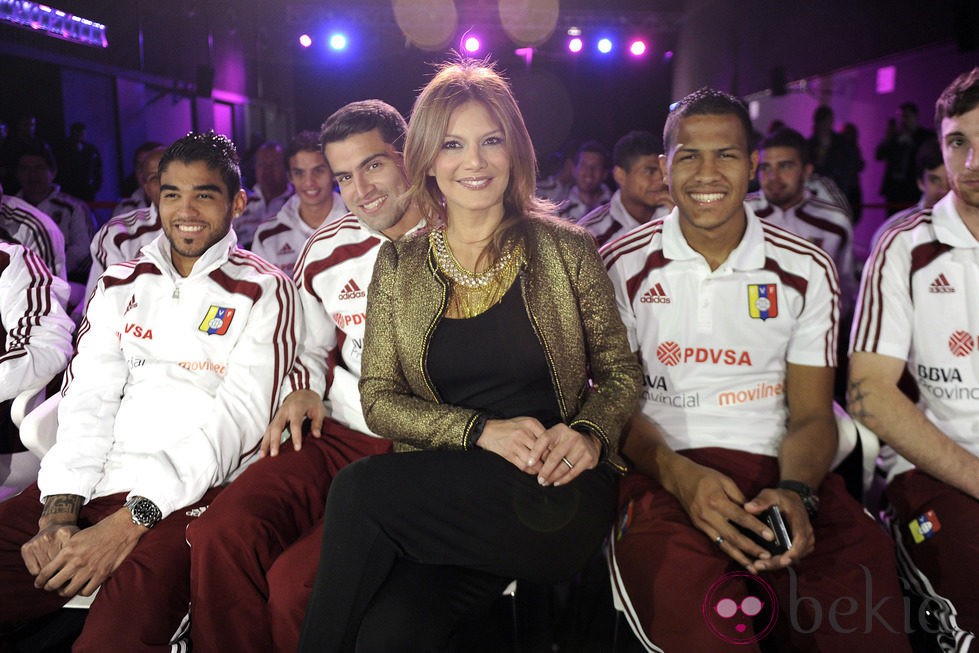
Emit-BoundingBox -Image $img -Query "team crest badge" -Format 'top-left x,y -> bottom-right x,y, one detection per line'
199,306 -> 235,335
747,284 -> 778,321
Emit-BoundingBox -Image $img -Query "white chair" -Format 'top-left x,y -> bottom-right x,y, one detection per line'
832,401 -> 881,496
11,386 -> 48,427
0,387 -> 48,501
18,392 -> 61,459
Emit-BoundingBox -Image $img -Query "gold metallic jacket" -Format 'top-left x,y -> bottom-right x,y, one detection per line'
359,217 -> 641,472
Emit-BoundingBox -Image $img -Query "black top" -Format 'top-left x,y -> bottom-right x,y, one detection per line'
428,279 -> 562,428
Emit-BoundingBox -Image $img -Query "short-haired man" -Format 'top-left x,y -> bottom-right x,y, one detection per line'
57,122 -> 102,202
536,139 -> 578,204
0,181 -> 67,283
603,88 -> 910,652
15,146 -> 94,286
0,131 -> 301,651
876,101 -> 937,210
557,140 -> 612,222
85,145 -> 167,305
850,67 -> 979,649
235,140 -> 294,248
113,141 -> 164,217
251,131 -> 347,273
746,127 -> 857,317
186,101 -> 424,653
578,130 -> 673,247
870,139 -> 948,247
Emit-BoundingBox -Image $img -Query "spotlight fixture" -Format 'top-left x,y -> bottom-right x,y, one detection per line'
329,33 -> 347,51
567,37 -> 582,53
629,39 -> 646,56
299,33 -> 312,48
463,35 -> 481,53
597,38 -> 613,54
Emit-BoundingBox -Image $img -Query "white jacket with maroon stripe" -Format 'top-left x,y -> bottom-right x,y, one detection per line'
85,204 -> 162,307
38,230 -> 302,518
287,213 -> 425,436
0,194 -> 66,282
0,242 -> 74,402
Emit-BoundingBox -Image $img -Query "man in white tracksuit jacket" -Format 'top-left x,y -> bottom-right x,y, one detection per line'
0,131 -> 302,653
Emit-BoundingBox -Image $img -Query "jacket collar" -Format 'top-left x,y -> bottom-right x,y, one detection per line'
142,228 -> 238,280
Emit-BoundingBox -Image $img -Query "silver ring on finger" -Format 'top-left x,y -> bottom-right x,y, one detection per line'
561,456 -> 574,470
714,535 -> 724,547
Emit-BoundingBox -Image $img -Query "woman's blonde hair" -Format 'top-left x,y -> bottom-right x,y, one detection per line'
404,58 -> 553,262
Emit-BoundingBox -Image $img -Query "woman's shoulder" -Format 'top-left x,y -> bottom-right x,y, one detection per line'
525,214 -> 595,253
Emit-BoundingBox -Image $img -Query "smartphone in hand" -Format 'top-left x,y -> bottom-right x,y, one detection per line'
731,506 -> 793,555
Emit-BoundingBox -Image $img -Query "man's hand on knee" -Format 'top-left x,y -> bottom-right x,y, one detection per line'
262,389 -> 326,457
667,457 -> 774,570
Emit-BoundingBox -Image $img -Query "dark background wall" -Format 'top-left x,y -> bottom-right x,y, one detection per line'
1,0 -> 976,229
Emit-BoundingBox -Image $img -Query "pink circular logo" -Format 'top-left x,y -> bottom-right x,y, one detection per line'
702,571 -> 779,645
657,341 -> 682,366
949,331 -> 974,357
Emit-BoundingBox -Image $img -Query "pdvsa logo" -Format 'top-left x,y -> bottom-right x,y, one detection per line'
334,312 -> 366,328
124,322 -> 153,339
655,341 -> 753,367
948,331 -> 976,357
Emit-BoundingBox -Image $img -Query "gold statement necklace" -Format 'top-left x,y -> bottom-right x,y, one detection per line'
430,226 -> 523,318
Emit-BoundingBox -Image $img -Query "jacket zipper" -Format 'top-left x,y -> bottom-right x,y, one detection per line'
420,251 -> 447,403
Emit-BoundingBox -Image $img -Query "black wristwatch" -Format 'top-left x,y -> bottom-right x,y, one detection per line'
125,496 -> 162,529
776,480 -> 820,519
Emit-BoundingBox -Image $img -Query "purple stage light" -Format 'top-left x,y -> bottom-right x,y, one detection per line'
463,35 -> 481,53
329,33 -> 347,51
629,40 -> 646,56
597,37 -> 612,54
568,37 -> 582,53
299,34 -> 312,48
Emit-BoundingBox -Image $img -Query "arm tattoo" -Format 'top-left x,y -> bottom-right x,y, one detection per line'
41,494 -> 83,519
846,378 -> 872,423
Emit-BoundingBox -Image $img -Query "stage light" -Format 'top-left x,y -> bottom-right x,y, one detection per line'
299,34 -> 312,48
629,40 -> 646,57
597,38 -> 613,54
664,50 -> 674,61
329,33 -> 347,51
567,37 -> 582,53
463,35 -> 481,53
0,0 -> 108,48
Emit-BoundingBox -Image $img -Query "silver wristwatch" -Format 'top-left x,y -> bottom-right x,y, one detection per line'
125,496 -> 162,528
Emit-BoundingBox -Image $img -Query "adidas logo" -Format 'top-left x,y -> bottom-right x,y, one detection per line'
338,279 -> 366,300
278,243 -> 295,255
125,294 -> 138,314
640,282 -> 671,304
929,273 -> 956,294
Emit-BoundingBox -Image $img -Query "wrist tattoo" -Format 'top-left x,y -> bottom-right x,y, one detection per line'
41,494 -> 83,518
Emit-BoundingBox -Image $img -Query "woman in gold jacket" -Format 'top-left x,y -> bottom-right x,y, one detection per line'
299,60 -> 641,652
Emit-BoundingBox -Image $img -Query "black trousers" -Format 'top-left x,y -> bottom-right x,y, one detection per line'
297,449 -> 617,653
